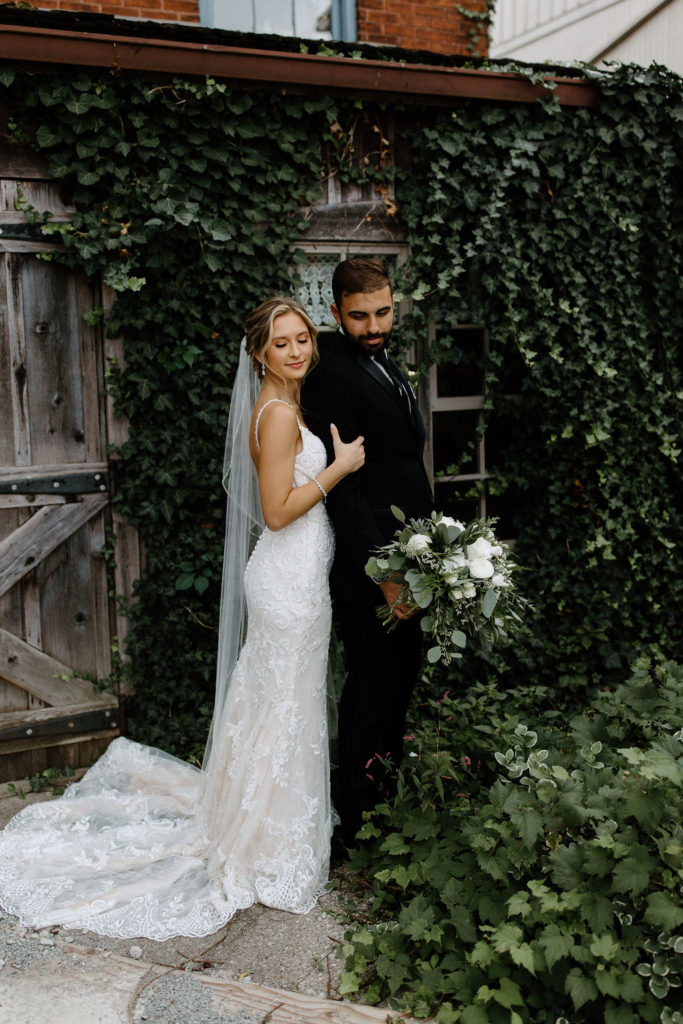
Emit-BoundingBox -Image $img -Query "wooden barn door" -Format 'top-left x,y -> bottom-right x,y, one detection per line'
0,178 -> 125,780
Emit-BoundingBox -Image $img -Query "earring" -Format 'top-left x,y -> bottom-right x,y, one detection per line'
260,362 -> 266,377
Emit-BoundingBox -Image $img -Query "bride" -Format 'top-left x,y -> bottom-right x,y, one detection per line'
0,296 -> 365,940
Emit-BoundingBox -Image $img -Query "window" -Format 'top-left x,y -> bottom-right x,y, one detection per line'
423,324 -> 522,539
291,243 -> 406,326
200,0 -> 357,41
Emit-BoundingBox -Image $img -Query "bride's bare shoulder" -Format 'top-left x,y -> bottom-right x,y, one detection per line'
251,399 -> 298,453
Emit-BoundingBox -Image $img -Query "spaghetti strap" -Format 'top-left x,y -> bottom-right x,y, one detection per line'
254,398 -> 301,451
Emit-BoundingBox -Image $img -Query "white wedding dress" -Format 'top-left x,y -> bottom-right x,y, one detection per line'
0,414 -> 334,940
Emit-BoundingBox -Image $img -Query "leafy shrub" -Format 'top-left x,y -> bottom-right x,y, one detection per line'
341,657 -> 683,1023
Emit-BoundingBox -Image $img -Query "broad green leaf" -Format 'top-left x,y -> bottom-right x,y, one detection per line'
538,923 -> 574,969
611,855 -> 651,896
643,891 -> 683,929
391,505 -> 405,522
461,1006 -> 489,1024
589,933 -> 620,961
481,588 -> 498,619
427,646 -> 441,663
492,976 -> 524,1008
565,968 -> 599,1011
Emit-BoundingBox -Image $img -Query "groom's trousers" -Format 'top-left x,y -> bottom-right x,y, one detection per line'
333,596 -> 423,846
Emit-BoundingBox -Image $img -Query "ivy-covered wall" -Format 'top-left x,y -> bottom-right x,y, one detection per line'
0,60 -> 680,759
395,64 -> 683,699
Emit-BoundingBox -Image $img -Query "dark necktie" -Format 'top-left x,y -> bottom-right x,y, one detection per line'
377,352 -> 413,420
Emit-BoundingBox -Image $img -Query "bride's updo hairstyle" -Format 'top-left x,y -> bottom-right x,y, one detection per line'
245,296 -> 319,378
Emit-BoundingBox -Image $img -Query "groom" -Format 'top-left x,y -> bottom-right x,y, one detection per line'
302,256 -> 433,847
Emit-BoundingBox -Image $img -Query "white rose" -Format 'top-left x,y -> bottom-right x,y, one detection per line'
464,585 -> 476,599
469,558 -> 494,579
491,573 -> 509,587
443,552 -> 467,572
450,588 -> 466,601
467,537 -> 493,561
405,534 -> 431,556
444,573 -> 462,586
440,516 -> 464,530
491,545 -> 503,556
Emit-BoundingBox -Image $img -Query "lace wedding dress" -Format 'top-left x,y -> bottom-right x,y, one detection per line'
0,415 -> 334,940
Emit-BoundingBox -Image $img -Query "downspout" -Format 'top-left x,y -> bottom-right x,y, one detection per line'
331,0 -> 357,42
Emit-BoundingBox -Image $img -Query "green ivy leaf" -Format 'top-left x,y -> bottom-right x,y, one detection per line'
565,967 -> 599,1010
538,923 -> 574,970
643,890 -> 683,930
611,855 -> 651,896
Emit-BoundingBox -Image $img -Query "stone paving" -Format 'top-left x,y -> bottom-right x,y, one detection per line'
0,783 -> 396,1024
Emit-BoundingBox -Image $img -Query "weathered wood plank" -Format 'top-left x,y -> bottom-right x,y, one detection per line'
0,700 -> 118,732
0,467 -> 109,493
20,256 -> 87,464
0,495 -> 107,598
0,626 -> 112,706
88,513 -> 112,680
103,285 -> 130,450
0,729 -> 117,756
3,251 -> 30,465
38,512 -> 105,679
0,494 -> 68,509
0,507 -> 28,713
0,240 -> 66,254
198,976 -> 396,1024
0,114 -> 51,178
22,544 -> 48,712
0,730 -> 118,781
0,462 -> 108,480
0,179 -> 73,217
76,273 -> 105,463
0,253 -> 15,466
0,705 -> 119,741
111,511 -> 141,677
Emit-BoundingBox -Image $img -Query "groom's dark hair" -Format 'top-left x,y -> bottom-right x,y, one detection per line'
332,256 -> 392,309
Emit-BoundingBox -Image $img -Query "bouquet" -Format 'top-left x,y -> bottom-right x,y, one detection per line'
365,507 -> 526,665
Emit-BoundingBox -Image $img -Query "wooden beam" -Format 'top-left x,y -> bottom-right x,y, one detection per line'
0,24 -> 600,108
0,494 -> 107,598
0,626 -> 113,705
0,703 -> 119,741
0,468 -> 109,494
0,727 -> 118,757
198,975 -> 396,1024
0,700 -> 118,731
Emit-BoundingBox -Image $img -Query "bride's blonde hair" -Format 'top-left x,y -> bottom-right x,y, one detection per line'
245,296 -> 319,377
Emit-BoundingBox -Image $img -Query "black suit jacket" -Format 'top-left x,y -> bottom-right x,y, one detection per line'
302,330 -> 433,604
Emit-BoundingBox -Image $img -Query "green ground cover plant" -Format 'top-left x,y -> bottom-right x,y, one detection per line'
340,657 -> 683,1022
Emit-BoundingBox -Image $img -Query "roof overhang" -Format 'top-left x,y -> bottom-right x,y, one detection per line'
0,23 -> 599,107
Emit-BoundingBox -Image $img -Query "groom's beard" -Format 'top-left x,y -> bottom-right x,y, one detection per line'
340,324 -> 393,356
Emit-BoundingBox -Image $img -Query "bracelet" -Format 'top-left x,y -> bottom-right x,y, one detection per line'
311,475 -> 327,503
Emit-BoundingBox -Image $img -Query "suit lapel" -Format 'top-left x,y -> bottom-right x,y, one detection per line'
354,349 -> 400,406
343,334 -> 425,456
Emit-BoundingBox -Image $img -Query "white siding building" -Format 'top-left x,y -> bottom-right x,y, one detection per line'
490,0 -> 683,75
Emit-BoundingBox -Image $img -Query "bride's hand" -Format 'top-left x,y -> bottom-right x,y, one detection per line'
330,423 -> 365,474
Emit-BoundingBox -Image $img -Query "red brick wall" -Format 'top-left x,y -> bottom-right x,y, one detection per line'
30,0 -> 199,23
357,0 -> 490,56
28,0 -> 489,51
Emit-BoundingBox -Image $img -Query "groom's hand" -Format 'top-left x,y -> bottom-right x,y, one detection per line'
379,579 -> 417,620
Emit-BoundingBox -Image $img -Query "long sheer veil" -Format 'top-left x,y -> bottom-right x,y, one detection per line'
202,341 -> 263,774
